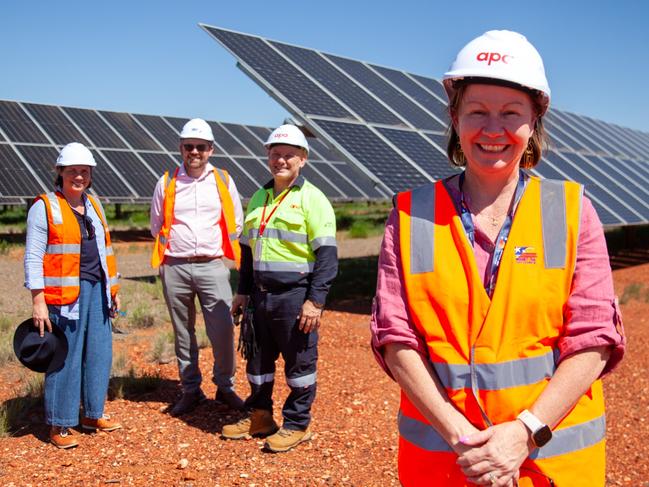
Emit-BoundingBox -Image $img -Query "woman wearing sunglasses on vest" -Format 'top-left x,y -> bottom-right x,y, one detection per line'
370,31 -> 625,486
24,142 -> 121,449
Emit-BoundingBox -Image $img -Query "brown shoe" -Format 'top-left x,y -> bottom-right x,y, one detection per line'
264,427 -> 312,453
50,426 -> 79,449
81,415 -> 122,432
221,409 -> 279,440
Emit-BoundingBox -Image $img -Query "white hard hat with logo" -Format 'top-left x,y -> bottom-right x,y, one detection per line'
180,118 -> 214,141
443,30 -> 551,115
265,124 -> 309,154
55,142 -> 97,167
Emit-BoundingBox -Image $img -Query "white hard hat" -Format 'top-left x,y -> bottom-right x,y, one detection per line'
180,118 -> 214,141
443,30 -> 551,114
265,124 -> 309,153
55,142 -> 96,167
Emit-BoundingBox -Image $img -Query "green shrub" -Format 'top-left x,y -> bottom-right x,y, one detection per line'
620,282 -> 644,304
110,368 -> 163,399
150,332 -> 174,364
196,327 -> 209,349
130,304 -> 155,329
349,220 -> 372,239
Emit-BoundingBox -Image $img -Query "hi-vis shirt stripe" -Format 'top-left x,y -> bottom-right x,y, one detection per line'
311,236 -> 337,250
398,412 -> 605,459
409,179 -> 577,273
248,228 -> 308,244
432,349 -> 557,391
46,244 -> 80,254
44,276 -> 79,287
44,192 -> 63,225
253,261 -> 315,273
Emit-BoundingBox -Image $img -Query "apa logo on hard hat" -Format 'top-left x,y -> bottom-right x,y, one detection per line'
264,124 -> 309,153
476,52 -> 514,65
180,118 -> 214,141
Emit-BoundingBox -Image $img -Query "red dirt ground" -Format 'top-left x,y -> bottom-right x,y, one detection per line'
0,243 -> 647,486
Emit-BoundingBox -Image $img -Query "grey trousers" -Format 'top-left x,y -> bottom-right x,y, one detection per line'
160,257 -> 236,394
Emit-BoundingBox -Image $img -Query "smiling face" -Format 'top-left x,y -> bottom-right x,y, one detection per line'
453,84 -> 536,177
180,137 -> 214,177
58,165 -> 92,195
267,144 -> 307,187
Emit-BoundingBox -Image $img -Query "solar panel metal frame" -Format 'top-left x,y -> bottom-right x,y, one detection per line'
200,23 -> 649,227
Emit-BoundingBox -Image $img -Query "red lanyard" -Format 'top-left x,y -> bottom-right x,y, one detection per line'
259,189 -> 291,237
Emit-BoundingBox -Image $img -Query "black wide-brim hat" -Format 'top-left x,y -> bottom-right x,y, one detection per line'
13,318 -> 68,373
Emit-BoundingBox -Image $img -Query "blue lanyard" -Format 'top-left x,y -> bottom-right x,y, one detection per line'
458,171 -> 527,297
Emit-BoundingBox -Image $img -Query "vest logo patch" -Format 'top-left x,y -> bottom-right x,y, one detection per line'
514,246 -> 537,264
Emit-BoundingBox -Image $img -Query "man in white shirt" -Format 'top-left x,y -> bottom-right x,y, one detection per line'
150,118 -> 245,415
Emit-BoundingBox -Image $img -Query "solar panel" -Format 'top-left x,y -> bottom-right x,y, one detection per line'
0,99 -> 361,202
201,24 -> 649,225
23,103 -> 91,146
0,144 -> 48,197
0,101 -> 49,144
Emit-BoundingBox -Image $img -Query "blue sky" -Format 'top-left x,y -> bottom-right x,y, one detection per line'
2,0 -> 648,131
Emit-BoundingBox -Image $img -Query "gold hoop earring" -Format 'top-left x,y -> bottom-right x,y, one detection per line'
522,142 -> 534,167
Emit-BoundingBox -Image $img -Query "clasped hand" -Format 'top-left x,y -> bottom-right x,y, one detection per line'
455,420 -> 532,486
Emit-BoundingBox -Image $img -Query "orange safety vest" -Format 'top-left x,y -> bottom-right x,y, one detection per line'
38,191 -> 120,306
150,167 -> 241,268
395,176 -> 606,487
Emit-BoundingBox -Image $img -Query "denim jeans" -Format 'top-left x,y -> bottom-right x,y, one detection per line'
44,279 -> 112,427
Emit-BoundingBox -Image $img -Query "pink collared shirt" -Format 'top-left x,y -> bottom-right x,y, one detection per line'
370,181 -> 625,378
150,162 -> 244,258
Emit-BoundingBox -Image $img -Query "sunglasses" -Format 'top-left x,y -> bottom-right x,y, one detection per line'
83,215 -> 95,240
183,143 -> 212,152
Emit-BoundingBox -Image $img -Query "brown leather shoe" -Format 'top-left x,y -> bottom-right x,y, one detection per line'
264,427 -> 312,453
81,415 -> 122,432
221,409 -> 279,440
50,426 -> 79,449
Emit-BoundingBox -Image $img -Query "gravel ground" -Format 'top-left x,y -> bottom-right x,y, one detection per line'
0,241 -> 647,486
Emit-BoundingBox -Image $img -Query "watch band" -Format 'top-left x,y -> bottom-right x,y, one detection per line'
517,409 -> 552,447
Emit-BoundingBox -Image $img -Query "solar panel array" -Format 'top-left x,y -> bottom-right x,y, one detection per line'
201,24 -> 649,226
0,100 -> 384,204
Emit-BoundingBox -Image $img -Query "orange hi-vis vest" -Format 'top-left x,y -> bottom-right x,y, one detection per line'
150,167 -> 241,268
38,191 -> 120,306
395,176 -> 606,487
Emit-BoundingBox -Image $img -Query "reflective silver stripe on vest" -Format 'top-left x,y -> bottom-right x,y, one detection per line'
540,179 -> 568,269
253,261 -> 314,273
44,192 -> 63,225
89,195 -> 108,226
249,228 -> 308,244
46,244 -> 79,254
247,372 -> 275,385
530,415 -> 606,459
109,276 -> 120,287
240,234 -> 250,246
44,276 -> 79,287
311,236 -> 337,250
216,167 -> 228,184
409,184 -> 436,274
398,412 -> 454,452
159,235 -> 168,245
105,246 -> 114,256
286,372 -> 317,388
432,349 -> 557,391
398,412 -> 605,458
229,231 -> 238,242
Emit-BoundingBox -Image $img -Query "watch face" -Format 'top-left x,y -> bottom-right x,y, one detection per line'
533,425 -> 552,447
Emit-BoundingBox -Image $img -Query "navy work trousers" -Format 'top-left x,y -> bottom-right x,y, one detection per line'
244,286 -> 318,431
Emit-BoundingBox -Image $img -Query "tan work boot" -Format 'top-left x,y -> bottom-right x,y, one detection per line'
221,409 -> 278,440
81,414 -> 122,432
264,427 -> 312,452
50,426 -> 79,449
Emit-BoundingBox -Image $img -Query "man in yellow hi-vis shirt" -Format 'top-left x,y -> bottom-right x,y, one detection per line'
222,124 -> 338,452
